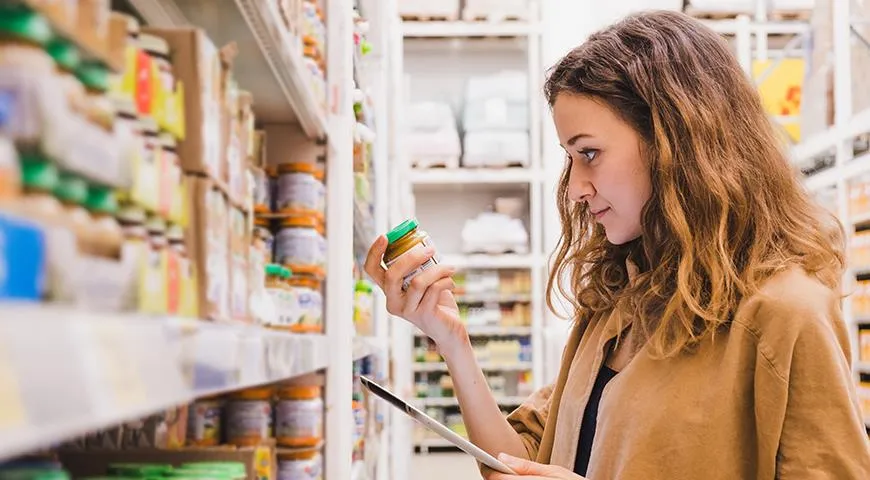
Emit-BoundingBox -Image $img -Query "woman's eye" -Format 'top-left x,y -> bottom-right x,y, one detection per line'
580,149 -> 598,162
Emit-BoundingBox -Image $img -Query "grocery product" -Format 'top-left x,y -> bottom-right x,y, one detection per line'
252,167 -> 271,213
462,131 -> 530,168
275,162 -> 323,219
187,397 -> 222,447
0,212 -> 46,300
383,218 -> 439,291
265,264 -> 299,330
353,280 -> 373,335
225,387 -> 273,447
275,385 -> 324,447
253,217 -> 274,264
287,274 -> 323,333
277,450 -> 323,480
275,215 -> 326,276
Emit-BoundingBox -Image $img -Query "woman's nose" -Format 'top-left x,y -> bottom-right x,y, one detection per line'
568,173 -> 595,204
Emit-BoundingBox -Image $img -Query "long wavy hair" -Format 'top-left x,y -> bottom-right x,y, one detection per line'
544,11 -> 845,357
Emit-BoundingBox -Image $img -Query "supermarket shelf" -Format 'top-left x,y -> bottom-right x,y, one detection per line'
441,254 -> 538,270
412,361 -> 532,373
408,168 -> 539,186
853,266 -> 870,277
353,336 -> 388,361
415,396 -> 526,408
402,21 -> 537,38
853,211 -> 870,227
804,152 -> 870,192
415,326 -> 533,337
454,293 -> 532,304
856,361 -> 870,373
793,108 -> 870,166
414,437 -> 459,449
700,19 -> 810,36
0,305 -> 330,460
129,0 -> 329,137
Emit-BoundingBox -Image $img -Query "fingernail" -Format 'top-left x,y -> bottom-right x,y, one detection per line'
497,453 -> 515,465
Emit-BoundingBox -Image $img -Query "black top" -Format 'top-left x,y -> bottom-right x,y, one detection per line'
574,364 -> 619,476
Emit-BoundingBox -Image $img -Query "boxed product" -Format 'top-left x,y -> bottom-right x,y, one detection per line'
186,175 -> 230,321
398,0 -> 460,20
143,27 -> 224,181
462,0 -> 531,21
462,131 -> 530,168
0,212 -> 46,300
229,207 -> 250,322
404,102 -> 462,168
463,71 -> 529,132
684,0 -> 814,14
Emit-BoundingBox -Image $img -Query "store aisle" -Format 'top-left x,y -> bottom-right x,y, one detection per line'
412,453 -> 481,479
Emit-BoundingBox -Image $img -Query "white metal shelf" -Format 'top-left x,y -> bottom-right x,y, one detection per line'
804,153 -> 870,192
353,336 -> 388,360
128,0 -> 329,139
414,437 -> 459,449
0,305 -> 331,461
856,361 -> 870,373
454,293 -> 532,304
415,325 -> 532,337
852,211 -> 870,227
402,21 -> 537,38
440,253 -> 538,270
408,168 -> 540,186
414,396 -> 526,408
412,361 -> 532,373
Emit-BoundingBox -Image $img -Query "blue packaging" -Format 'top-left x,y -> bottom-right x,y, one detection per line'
0,212 -> 45,300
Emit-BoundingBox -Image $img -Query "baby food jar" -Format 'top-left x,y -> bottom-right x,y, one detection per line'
225,386 -> 273,447
275,385 -> 323,447
277,450 -> 323,480
383,218 -> 439,290
275,162 -> 323,219
186,396 -> 222,447
287,274 -> 323,333
253,166 -> 272,214
275,215 -> 326,277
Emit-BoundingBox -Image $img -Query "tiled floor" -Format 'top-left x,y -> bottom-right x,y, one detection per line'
411,452 -> 482,479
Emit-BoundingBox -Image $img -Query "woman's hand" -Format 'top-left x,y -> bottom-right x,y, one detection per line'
364,236 -> 466,349
485,454 -> 587,480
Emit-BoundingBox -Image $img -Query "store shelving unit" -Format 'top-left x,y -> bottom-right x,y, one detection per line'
407,167 -> 542,186
415,325 -> 533,337
0,1 -> 395,479
415,396 -> 526,408
411,361 -> 533,373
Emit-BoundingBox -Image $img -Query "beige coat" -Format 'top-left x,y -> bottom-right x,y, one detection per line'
507,268 -> 870,478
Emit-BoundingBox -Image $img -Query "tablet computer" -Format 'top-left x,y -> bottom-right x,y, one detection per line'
360,375 -> 517,474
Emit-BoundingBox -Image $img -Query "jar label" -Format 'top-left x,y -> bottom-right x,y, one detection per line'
276,172 -> 319,212
278,456 -> 322,480
385,239 -> 439,291
275,228 -> 325,267
226,400 -> 272,441
275,399 -> 323,440
187,402 -> 221,443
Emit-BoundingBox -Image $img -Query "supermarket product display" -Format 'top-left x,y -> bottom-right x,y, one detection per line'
461,211 -> 529,255
403,102 -> 462,169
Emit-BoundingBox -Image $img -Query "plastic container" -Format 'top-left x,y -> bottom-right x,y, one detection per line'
275,162 -> 323,219
462,131 -> 530,168
86,185 -> 123,258
383,218 -> 439,291
286,274 -> 323,333
275,215 -> 326,276
313,165 -> 326,218
276,450 -> 322,480
53,172 -> 94,254
186,397 -> 222,447
225,386 -> 273,446
275,385 -> 323,447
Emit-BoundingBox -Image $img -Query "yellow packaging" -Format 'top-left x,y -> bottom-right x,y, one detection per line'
752,58 -> 805,143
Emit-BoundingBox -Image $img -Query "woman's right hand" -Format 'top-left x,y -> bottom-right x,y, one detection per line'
364,235 -> 466,349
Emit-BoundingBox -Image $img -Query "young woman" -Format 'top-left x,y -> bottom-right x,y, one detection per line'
365,10 -> 870,479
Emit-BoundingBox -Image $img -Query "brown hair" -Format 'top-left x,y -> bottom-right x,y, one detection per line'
544,10 -> 844,357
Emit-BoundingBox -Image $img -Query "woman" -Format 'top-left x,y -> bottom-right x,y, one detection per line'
365,10 -> 870,479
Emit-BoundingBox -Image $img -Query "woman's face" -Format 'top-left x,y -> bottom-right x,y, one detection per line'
553,93 -> 652,245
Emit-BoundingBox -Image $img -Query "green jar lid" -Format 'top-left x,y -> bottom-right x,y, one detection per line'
180,463 -> 245,476
53,173 -> 88,204
75,62 -> 110,92
280,266 -> 292,279
265,263 -> 282,277
21,161 -> 59,192
46,39 -> 81,72
85,185 -> 118,214
386,218 -> 418,244
0,6 -> 53,46
107,463 -> 173,477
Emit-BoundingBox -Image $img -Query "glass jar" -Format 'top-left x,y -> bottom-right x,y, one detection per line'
138,33 -> 174,123
313,163 -> 325,217
159,132 -> 182,220
383,218 -> 439,290
275,385 -> 323,447
53,172 -> 94,255
277,450 -> 322,480
225,386 -> 273,447
253,166 -> 271,214
286,274 -> 323,333
275,215 -> 326,277
187,397 -> 222,447
275,162 -> 322,219
86,185 -> 123,259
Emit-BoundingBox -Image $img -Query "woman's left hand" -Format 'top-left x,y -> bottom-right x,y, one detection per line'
486,454 -> 587,480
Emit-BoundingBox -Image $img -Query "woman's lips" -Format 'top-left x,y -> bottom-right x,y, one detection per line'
591,207 -> 610,220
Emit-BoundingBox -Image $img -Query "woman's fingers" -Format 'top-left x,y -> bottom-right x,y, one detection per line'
405,273 -> 455,317
363,236 -> 389,288
383,245 -> 435,297
403,263 -> 454,308
415,275 -> 455,315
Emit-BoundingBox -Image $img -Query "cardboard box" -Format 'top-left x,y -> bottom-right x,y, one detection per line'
58,444 -> 276,480
143,27 -> 224,181
186,175 -> 230,321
